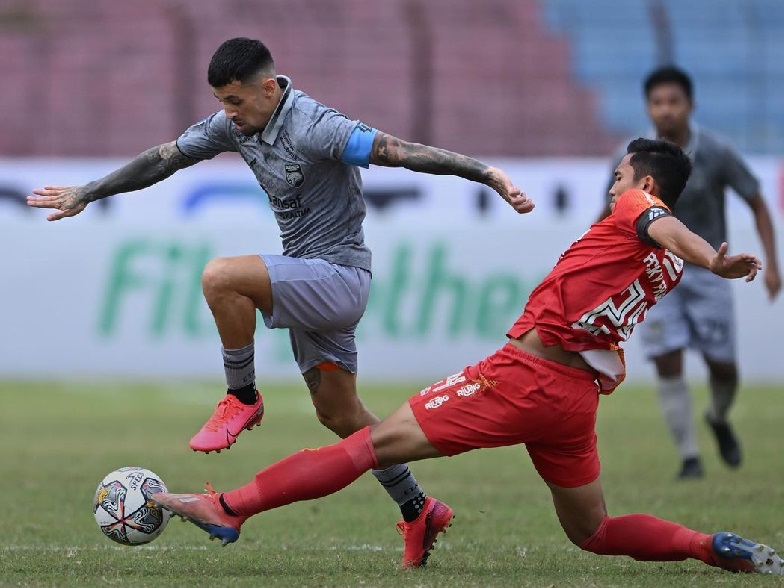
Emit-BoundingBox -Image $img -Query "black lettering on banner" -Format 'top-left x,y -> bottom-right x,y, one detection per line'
364,187 -> 421,211
4,184 -> 111,212
1,185 -> 32,211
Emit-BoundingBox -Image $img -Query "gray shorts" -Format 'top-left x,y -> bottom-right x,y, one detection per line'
259,255 -> 371,374
638,265 -> 736,362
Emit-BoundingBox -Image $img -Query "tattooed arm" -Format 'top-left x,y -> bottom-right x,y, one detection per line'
27,141 -> 198,221
83,142 -> 198,201
369,132 -> 534,214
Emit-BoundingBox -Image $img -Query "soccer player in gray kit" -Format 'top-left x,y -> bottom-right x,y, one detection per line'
27,37 -> 534,567
600,66 -> 781,479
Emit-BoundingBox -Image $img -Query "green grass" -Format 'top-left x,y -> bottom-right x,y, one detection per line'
1,380 -> 783,587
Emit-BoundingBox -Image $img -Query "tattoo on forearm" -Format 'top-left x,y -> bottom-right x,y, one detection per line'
82,141 -> 197,202
303,368 -> 321,396
371,133 -> 490,184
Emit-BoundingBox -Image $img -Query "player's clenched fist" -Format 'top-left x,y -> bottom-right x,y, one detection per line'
486,166 -> 535,214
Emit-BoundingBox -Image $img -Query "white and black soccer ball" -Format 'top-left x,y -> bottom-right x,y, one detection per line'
93,466 -> 171,546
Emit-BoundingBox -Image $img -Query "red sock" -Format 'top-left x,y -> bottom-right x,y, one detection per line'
222,426 -> 378,517
580,514 -> 715,565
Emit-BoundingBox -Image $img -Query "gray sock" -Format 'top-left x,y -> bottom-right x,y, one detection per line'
372,464 -> 425,519
223,343 -> 255,390
657,377 -> 699,459
707,373 -> 737,424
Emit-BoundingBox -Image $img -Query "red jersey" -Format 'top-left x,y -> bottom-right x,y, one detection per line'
507,189 -> 684,391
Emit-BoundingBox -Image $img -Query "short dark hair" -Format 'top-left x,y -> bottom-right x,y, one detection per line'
208,38 -> 274,87
626,138 -> 692,209
643,65 -> 693,102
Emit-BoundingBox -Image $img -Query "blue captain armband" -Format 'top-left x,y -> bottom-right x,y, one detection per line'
341,123 -> 378,168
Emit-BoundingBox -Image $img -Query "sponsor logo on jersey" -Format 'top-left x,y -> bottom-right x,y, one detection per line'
456,382 -> 481,397
424,395 -> 450,410
431,372 -> 466,393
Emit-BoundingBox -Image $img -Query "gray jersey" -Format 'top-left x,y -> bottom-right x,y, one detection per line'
177,76 -> 372,271
607,125 -> 760,252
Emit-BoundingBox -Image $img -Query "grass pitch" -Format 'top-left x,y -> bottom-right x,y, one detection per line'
1,379 -> 783,587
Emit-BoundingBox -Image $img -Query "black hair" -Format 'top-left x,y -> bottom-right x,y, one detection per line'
208,38 -> 274,87
626,138 -> 692,209
643,65 -> 693,102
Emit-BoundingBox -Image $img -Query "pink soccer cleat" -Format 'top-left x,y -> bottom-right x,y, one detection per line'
189,393 -> 264,453
151,482 -> 246,546
396,496 -> 454,569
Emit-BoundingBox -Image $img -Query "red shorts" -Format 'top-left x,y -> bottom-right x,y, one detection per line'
409,343 -> 601,488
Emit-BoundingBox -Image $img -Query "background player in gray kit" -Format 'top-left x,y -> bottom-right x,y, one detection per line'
600,65 -> 781,480
26,37 -> 534,567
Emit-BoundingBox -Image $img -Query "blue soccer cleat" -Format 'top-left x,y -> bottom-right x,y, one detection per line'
711,532 -> 784,574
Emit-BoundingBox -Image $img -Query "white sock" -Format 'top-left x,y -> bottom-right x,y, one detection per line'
657,377 -> 699,459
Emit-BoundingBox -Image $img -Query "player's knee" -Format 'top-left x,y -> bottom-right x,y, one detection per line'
653,351 -> 682,378
563,521 -> 599,549
313,395 -> 376,438
201,258 -> 234,301
314,408 -> 367,438
706,360 -> 737,382
549,486 -> 607,549
569,516 -> 609,552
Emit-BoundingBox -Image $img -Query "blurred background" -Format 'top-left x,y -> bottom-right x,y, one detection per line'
1,0 -> 782,384
2,0 -> 783,156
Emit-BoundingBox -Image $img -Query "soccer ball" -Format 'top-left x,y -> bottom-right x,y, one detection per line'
93,466 -> 171,546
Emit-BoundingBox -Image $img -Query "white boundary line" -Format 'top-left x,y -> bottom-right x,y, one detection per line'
1,543 -> 396,552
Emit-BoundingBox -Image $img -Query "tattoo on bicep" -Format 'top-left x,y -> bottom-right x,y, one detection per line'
303,368 -> 321,396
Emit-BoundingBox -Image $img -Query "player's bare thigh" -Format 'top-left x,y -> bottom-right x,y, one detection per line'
546,478 -> 608,545
201,255 -> 273,314
371,402 -> 445,468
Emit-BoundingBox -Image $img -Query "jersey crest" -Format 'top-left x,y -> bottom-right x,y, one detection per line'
284,164 -> 305,188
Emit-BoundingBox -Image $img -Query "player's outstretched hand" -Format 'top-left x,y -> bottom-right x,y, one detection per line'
27,186 -> 89,221
709,242 -> 762,282
487,166 -> 535,214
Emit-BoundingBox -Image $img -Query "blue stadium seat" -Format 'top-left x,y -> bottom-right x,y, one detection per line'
540,0 -> 783,153
592,78 -> 649,134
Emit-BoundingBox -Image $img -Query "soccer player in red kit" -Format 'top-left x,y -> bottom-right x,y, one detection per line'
152,139 -> 782,575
